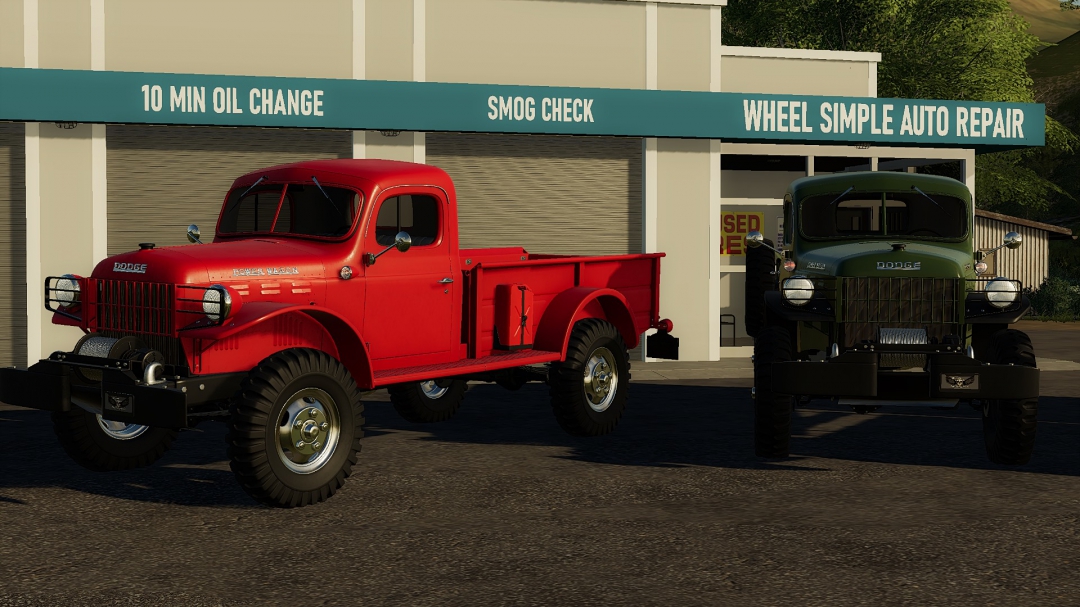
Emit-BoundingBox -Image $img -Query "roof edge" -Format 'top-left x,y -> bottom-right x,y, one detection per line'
974,209 -> 1074,236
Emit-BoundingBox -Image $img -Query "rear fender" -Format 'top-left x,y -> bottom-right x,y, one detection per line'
182,302 -> 374,389
534,287 -> 638,356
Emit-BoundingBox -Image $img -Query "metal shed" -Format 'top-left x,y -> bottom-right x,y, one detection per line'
974,209 -> 1074,290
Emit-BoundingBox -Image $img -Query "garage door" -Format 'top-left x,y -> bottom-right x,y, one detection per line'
426,133 -> 642,255
107,126 -> 352,255
0,122 -> 26,368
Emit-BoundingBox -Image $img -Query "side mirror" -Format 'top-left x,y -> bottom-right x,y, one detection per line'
746,230 -> 782,256
186,224 -> 203,244
366,231 -> 413,265
1004,231 -> 1022,250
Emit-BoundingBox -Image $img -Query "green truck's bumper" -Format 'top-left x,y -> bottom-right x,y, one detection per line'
0,357 -> 244,428
771,347 -> 1039,400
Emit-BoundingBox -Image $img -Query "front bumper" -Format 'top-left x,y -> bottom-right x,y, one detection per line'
0,354 -> 245,428
771,345 -> 1039,400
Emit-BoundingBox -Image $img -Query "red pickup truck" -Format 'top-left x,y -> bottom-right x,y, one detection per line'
1,159 -> 677,507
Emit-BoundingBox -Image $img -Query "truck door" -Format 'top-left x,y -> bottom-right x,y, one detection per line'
362,190 -> 454,361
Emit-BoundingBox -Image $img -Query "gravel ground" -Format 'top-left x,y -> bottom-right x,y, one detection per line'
0,323 -> 1076,607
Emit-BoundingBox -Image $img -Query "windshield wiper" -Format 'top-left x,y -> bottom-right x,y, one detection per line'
312,176 -> 342,215
224,175 -> 268,215
827,186 -> 855,207
910,185 -> 945,211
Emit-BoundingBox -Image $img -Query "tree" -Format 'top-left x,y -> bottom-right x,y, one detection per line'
723,0 -> 1079,218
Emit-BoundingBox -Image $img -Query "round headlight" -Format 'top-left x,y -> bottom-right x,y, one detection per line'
782,277 -> 814,306
202,285 -> 232,322
985,278 -> 1018,309
54,274 -> 81,308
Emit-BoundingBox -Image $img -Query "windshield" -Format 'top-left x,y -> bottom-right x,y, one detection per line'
218,183 -> 363,238
800,190 -> 967,240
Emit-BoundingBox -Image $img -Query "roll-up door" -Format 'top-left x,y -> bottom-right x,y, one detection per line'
0,122 -> 27,368
106,126 -> 352,255
426,133 -> 642,255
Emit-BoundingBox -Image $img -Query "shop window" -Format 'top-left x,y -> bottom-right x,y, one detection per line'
814,157 -> 871,173
376,195 -> 440,246
721,154 -> 806,172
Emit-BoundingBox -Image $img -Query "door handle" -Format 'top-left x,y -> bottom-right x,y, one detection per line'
439,277 -> 454,284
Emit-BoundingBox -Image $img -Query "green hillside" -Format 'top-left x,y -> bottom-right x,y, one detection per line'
1028,30 -> 1080,78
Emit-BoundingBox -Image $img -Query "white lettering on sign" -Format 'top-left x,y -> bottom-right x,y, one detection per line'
250,88 -> 322,116
749,97 -> 1028,141
487,96 -> 594,123
142,84 -> 325,117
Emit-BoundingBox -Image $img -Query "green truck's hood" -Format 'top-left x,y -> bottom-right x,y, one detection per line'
796,241 -> 973,278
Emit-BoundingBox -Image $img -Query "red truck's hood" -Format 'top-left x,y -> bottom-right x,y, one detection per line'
92,239 -> 327,284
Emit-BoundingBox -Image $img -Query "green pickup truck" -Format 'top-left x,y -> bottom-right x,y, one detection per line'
745,171 -> 1038,465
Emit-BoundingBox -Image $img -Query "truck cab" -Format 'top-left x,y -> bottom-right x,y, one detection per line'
744,172 -> 1038,465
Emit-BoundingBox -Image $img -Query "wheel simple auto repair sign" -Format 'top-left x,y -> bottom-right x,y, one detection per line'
720,212 -> 764,256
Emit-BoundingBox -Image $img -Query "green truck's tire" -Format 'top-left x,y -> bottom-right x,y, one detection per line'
982,330 -> 1038,465
549,319 -> 630,437
52,407 -> 177,471
753,325 -> 795,458
227,349 -> 365,508
389,379 -> 467,423
744,238 -> 777,338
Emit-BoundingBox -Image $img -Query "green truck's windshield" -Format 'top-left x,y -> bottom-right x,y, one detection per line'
218,183 -> 363,238
800,190 -> 967,240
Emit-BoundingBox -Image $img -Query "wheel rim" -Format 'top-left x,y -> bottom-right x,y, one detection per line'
95,415 -> 150,440
275,388 -> 341,475
583,346 -> 618,413
420,380 -> 449,400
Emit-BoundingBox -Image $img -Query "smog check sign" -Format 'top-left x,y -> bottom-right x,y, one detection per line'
0,67 -> 1045,150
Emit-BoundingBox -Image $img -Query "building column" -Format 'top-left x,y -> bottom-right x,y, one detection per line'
642,3 -> 658,361
352,0 -> 366,160
412,0 -> 425,164
707,5 -> 723,361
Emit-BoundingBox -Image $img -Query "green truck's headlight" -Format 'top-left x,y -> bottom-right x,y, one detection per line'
985,278 -> 1019,308
782,277 -> 814,306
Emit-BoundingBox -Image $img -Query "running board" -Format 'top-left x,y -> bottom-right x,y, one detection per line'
372,349 -> 562,387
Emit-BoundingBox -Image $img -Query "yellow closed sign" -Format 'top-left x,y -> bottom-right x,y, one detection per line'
720,212 -> 764,256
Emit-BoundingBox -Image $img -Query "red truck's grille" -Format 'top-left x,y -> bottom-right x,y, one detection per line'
95,279 -> 176,335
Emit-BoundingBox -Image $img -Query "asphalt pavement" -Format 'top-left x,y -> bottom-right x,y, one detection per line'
0,321 -> 1077,606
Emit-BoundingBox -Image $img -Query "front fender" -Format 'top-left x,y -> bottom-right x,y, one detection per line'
182,302 -> 375,389
534,287 -> 638,356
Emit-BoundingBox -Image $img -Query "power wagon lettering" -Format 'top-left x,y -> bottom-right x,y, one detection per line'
232,266 -> 299,277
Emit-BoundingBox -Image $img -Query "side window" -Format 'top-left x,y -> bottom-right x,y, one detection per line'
375,194 -> 440,246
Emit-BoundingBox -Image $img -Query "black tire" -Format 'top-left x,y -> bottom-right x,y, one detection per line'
549,319 -> 630,436
753,325 -> 795,458
982,329 -> 1038,465
388,379 -> 467,423
227,349 -> 365,507
52,408 -> 177,471
745,238 -> 778,338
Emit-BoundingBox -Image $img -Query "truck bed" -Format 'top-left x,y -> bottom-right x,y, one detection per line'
459,247 -> 664,359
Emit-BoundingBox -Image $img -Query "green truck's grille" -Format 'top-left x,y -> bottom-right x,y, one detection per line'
840,277 -> 961,347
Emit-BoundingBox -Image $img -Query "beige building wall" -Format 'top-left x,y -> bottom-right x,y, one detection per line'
656,139 -> 713,361
39,125 -> 96,354
366,0 -> 412,82
104,0 -> 352,78
0,0 -> 24,68
40,0 -> 90,70
722,55 -> 874,97
657,4 -> 711,92
427,0 -> 646,88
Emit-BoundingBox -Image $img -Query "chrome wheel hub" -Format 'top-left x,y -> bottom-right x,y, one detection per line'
276,389 -> 340,474
95,415 -> 150,440
420,380 -> 449,400
583,347 -> 618,413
